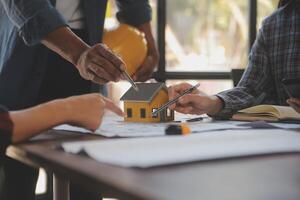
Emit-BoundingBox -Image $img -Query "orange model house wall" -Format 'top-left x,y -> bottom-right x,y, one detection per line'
123,89 -> 174,123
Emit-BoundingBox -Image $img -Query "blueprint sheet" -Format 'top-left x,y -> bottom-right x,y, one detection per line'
62,129 -> 300,168
54,113 -> 300,137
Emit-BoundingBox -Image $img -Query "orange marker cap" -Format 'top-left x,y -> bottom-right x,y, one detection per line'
180,123 -> 191,135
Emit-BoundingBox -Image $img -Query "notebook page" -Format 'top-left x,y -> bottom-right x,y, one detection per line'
274,106 -> 300,119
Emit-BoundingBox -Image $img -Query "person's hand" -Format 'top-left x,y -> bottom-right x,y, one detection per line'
42,27 -> 125,85
133,46 -> 159,82
132,23 -> 159,82
287,98 -> 300,113
168,83 -> 224,115
76,44 -> 126,84
65,93 -> 124,131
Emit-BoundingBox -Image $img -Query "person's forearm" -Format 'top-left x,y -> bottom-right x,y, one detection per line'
214,87 -> 258,118
207,96 -> 224,116
41,27 -> 90,65
133,22 -> 159,81
9,100 -> 72,143
137,22 -> 157,53
42,26 -> 125,84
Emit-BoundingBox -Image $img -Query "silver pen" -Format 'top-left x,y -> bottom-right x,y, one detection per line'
152,83 -> 200,116
122,70 -> 139,91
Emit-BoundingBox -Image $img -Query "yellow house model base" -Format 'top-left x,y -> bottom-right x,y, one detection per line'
120,83 -> 174,123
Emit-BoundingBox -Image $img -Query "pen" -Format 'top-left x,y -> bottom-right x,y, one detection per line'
152,83 -> 200,116
186,117 -> 204,122
122,70 -> 139,91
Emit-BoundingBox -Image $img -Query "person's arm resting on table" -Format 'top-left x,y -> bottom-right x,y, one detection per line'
116,0 -> 159,81
0,0 -> 125,84
287,98 -> 300,113
9,94 -> 124,143
0,94 -> 124,153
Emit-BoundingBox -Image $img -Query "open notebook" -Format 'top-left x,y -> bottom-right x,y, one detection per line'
232,105 -> 300,122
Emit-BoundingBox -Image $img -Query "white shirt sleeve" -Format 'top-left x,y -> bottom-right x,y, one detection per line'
56,0 -> 85,29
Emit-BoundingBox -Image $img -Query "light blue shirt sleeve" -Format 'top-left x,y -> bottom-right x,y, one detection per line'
0,0 -> 67,45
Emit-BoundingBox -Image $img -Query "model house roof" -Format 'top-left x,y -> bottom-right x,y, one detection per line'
120,82 -> 167,102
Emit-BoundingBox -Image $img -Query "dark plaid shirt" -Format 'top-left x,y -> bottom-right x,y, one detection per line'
216,3 -> 300,118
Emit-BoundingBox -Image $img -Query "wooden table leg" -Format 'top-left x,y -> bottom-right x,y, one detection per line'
53,173 -> 70,200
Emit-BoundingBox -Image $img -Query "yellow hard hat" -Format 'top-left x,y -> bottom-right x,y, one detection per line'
103,24 -> 148,76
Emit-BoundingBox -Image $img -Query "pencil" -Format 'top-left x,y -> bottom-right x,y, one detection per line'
152,83 -> 200,116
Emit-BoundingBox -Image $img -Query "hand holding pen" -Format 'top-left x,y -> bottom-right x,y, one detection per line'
152,83 -> 200,116
77,43 -> 138,90
167,82 -> 224,116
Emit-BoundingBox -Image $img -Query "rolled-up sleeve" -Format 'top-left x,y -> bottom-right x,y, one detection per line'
0,0 -> 67,46
116,0 -> 152,26
0,105 -> 12,160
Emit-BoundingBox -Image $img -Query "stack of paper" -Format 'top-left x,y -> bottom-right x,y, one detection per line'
62,129 -> 300,168
54,114 -> 300,137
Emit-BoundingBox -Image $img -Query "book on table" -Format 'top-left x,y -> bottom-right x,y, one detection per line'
232,105 -> 300,122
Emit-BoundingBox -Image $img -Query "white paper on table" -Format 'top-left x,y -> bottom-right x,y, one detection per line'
53,114 -> 300,137
54,115 -> 170,136
54,115 -> 249,137
62,129 -> 300,168
270,123 -> 300,129
54,124 -> 91,133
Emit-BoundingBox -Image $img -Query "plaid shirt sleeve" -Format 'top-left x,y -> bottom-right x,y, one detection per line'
0,105 -> 12,161
214,21 -> 278,119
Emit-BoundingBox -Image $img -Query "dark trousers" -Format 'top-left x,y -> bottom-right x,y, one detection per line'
3,157 -> 39,200
4,29 -> 100,200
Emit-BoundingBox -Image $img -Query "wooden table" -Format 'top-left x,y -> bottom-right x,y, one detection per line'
6,130 -> 300,200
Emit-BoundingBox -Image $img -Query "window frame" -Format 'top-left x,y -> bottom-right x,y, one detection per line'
127,108 -> 133,118
153,0 -> 258,82
166,108 -> 172,118
152,108 -> 158,118
140,108 -> 146,118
